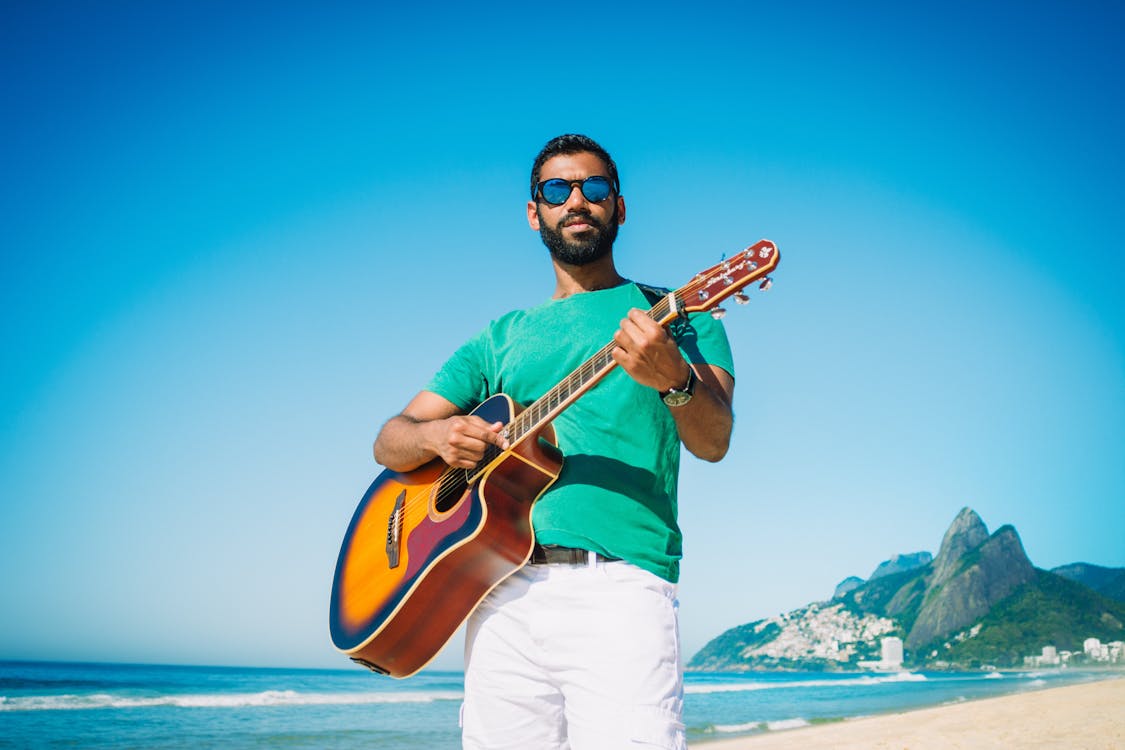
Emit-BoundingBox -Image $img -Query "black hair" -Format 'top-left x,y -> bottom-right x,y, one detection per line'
529,134 -> 620,200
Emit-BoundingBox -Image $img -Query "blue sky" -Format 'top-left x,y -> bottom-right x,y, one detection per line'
2,2 -> 1123,670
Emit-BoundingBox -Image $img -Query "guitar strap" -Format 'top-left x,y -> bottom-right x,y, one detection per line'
634,281 -> 670,308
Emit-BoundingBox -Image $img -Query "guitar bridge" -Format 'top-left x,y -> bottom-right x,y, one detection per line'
385,489 -> 405,569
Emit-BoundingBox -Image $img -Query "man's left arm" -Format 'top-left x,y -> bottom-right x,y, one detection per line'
612,308 -> 734,462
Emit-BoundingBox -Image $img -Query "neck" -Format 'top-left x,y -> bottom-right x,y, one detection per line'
551,255 -> 626,299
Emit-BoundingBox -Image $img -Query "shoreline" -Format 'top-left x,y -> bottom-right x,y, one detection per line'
691,675 -> 1125,748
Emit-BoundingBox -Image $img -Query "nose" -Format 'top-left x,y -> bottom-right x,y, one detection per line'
562,182 -> 589,210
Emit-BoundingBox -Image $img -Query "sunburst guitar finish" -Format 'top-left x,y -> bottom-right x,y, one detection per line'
329,395 -> 561,678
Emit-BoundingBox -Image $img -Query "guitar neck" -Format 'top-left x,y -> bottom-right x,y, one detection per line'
493,239 -> 778,452
506,289 -> 680,445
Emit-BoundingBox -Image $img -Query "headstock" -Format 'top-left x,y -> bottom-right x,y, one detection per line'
675,239 -> 780,319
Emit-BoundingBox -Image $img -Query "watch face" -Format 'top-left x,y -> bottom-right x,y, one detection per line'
662,390 -> 693,408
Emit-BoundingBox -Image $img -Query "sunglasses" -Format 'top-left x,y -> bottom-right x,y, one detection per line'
533,176 -> 614,205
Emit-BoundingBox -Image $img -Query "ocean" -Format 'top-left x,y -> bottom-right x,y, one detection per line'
0,660 -> 1110,748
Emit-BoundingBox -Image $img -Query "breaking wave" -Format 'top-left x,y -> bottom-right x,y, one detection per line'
0,688 -> 463,712
706,717 -> 811,735
710,720 -> 762,734
686,671 -> 927,695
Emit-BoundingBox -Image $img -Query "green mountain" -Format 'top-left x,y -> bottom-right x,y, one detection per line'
690,508 -> 1125,670
1051,563 -> 1125,603
933,570 -> 1125,667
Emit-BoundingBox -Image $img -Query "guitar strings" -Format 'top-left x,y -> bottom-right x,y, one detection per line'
385,249 -> 769,522
351,250 -> 774,597
387,275 -> 698,523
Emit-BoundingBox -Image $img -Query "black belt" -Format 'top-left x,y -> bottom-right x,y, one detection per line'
529,543 -> 621,565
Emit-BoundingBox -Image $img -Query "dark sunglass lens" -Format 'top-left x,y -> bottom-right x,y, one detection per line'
540,179 -> 572,205
581,177 -> 611,202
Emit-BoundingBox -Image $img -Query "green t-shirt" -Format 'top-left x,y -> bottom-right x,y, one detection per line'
425,282 -> 734,582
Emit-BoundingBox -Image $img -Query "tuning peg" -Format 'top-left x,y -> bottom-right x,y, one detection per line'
734,292 -> 750,304
759,277 -> 773,291
710,307 -> 727,320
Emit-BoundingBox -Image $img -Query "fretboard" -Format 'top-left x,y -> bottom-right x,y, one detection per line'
467,238 -> 779,474
505,289 -> 679,444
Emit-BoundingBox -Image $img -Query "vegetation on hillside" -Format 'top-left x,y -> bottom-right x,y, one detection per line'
933,570 -> 1125,667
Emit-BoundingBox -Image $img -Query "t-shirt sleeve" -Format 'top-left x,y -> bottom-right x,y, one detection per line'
424,329 -> 492,411
678,311 -> 735,380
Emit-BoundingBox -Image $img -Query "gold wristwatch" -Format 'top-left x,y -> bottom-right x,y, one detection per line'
660,367 -> 695,407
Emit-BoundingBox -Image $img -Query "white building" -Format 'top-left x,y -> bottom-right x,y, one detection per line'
1084,638 -> 1113,662
881,637 -> 904,668
1027,645 -> 1060,667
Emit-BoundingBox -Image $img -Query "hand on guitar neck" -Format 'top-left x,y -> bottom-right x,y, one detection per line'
611,307 -> 735,462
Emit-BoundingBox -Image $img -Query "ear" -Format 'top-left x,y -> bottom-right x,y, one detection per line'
616,195 -> 626,225
527,200 -> 541,231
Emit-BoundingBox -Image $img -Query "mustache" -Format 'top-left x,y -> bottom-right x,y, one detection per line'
562,211 -> 598,227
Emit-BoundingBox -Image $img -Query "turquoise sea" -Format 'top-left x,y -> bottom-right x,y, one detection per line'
0,660 -> 1112,748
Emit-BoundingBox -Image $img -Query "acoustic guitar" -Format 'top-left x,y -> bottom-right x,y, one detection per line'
329,239 -> 780,677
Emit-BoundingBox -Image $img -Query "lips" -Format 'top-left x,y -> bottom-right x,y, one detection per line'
563,214 -> 596,231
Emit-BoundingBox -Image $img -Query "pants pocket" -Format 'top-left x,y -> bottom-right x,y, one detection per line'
628,705 -> 686,749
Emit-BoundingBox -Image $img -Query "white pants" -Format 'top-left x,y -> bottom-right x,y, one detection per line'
461,557 -> 685,750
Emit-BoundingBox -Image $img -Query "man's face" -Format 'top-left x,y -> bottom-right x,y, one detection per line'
527,151 -> 626,266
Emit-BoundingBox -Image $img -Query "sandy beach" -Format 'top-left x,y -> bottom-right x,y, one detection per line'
695,676 -> 1125,749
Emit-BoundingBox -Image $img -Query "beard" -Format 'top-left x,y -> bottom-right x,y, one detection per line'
537,204 -> 619,266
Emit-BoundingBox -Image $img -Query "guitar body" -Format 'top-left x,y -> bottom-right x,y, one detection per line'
329,394 -> 562,678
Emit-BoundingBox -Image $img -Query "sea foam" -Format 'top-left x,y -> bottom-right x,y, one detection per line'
0,689 -> 464,712
685,671 -> 927,695
710,721 -> 762,734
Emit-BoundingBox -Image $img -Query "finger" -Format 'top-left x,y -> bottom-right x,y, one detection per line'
454,418 -> 508,450
625,312 -> 669,350
627,307 -> 651,325
631,310 -> 671,344
612,330 -> 632,355
443,420 -> 486,461
627,307 -> 659,332
485,421 -> 510,450
615,315 -> 643,350
467,418 -> 508,446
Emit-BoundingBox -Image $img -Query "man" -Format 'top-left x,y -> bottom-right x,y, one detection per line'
373,134 -> 735,749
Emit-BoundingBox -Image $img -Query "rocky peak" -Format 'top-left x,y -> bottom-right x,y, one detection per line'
931,507 -> 989,587
906,521 -> 1036,650
834,552 -> 934,600
834,576 -> 865,599
870,552 -> 933,581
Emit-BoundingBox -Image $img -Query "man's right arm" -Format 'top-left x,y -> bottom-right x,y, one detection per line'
373,391 -> 510,472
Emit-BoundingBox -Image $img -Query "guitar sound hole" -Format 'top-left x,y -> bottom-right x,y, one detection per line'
433,469 -> 470,514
